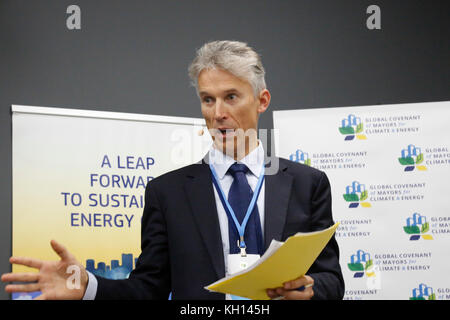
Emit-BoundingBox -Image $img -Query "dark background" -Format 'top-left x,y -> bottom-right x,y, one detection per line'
0,0 -> 448,299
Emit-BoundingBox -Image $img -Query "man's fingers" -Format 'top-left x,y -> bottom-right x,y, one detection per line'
50,240 -> 70,261
283,275 -> 313,290
269,275 -> 315,300
266,289 -> 278,299
1,272 -> 39,283
283,286 -> 314,300
274,286 -> 314,300
5,283 -> 40,293
9,257 -> 43,270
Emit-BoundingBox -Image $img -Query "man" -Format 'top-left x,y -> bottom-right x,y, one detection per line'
2,40 -> 344,300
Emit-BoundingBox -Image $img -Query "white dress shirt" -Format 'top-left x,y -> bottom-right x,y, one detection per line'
83,141 -> 266,300
208,142 -> 265,275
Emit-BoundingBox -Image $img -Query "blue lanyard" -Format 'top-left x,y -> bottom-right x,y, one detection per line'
209,163 -> 265,252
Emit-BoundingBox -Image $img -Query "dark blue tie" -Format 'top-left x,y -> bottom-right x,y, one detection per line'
227,163 -> 264,255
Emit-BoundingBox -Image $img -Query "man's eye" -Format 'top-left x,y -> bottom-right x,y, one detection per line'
203,97 -> 213,103
227,94 -> 237,100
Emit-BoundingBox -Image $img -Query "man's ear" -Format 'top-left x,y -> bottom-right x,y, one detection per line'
257,89 -> 271,114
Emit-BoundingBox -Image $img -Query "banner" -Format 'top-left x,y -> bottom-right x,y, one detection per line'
12,105 -> 211,299
273,101 -> 450,300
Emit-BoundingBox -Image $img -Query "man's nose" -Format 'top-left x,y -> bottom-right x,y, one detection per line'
214,99 -> 228,120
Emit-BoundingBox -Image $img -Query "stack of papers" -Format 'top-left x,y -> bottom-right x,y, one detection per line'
205,222 -> 340,300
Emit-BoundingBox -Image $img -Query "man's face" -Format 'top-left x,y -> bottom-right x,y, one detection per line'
198,68 -> 270,158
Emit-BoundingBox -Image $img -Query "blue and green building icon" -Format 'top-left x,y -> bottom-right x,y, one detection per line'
403,213 -> 433,240
339,114 -> 367,141
343,181 -> 371,208
410,284 -> 436,300
347,249 -> 375,278
289,149 -> 311,166
398,144 -> 427,172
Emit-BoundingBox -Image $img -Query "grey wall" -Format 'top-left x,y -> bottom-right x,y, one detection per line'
0,0 -> 448,299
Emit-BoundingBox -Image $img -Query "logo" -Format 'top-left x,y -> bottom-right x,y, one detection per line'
348,250 -> 375,278
343,181 -> 371,208
339,114 -> 367,141
398,144 -> 427,172
289,149 -> 311,166
410,284 -> 436,300
403,213 -> 433,241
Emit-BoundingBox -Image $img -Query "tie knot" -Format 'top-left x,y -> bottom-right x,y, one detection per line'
228,163 -> 249,177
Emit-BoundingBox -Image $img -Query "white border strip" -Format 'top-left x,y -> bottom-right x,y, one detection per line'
273,100 -> 449,117
11,104 -> 206,126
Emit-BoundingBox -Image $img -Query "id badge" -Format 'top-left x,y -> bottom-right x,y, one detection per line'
227,254 -> 260,275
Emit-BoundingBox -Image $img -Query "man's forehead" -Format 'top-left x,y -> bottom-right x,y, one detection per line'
198,88 -> 240,96
197,68 -> 251,94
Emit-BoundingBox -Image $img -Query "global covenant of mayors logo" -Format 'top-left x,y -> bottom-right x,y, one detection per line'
410,284 -> 436,300
339,114 -> 367,141
289,149 -> 311,166
403,213 -> 433,241
398,144 -> 427,172
343,181 -> 371,208
347,250 -> 375,278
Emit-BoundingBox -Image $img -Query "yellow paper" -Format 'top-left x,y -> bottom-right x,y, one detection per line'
205,222 -> 339,300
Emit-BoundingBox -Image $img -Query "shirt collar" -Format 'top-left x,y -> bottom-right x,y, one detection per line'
208,141 -> 265,179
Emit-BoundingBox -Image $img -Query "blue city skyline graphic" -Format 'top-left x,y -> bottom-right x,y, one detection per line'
86,253 -> 138,279
411,283 -> 436,300
406,212 -> 427,227
401,144 -> 421,159
289,149 -> 311,166
346,181 -> 366,196
342,114 -> 361,127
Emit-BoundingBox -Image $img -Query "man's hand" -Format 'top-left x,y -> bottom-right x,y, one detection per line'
266,275 -> 314,300
1,240 -> 88,300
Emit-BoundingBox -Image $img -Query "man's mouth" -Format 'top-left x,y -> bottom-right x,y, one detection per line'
217,128 -> 235,137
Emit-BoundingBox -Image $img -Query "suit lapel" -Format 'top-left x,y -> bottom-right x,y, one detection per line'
183,162 -> 225,279
264,160 -> 293,250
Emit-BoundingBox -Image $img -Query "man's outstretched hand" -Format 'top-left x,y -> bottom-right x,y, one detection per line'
1,240 -> 88,300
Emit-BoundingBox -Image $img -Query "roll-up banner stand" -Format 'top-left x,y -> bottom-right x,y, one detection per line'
11,104 -> 211,299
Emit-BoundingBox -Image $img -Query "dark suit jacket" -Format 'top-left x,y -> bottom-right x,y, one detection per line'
95,157 -> 345,300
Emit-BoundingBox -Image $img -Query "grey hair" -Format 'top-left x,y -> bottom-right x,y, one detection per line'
188,40 -> 266,97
